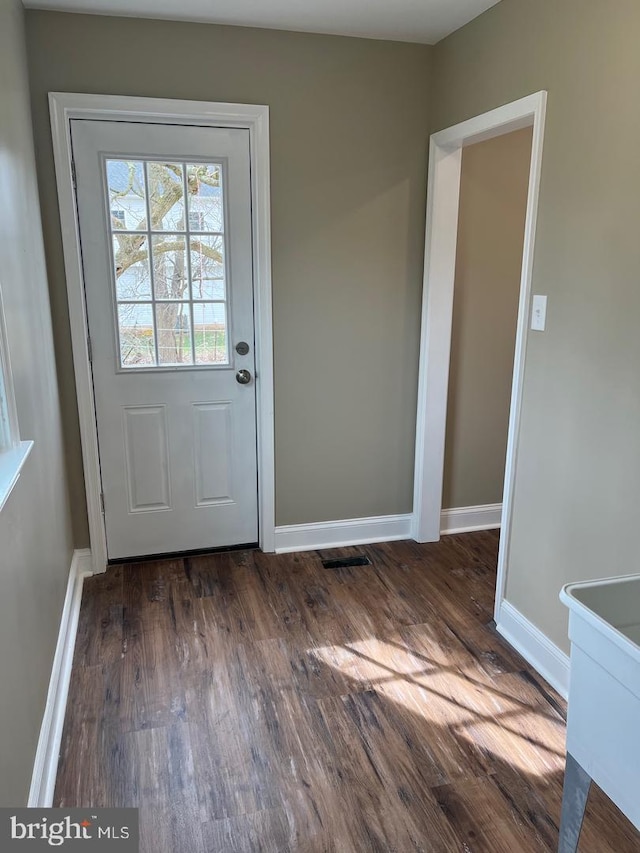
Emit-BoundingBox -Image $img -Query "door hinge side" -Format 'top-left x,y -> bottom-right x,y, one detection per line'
100,492 -> 105,515
71,158 -> 77,190
87,334 -> 92,363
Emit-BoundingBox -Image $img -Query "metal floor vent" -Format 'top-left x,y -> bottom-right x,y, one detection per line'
321,555 -> 372,570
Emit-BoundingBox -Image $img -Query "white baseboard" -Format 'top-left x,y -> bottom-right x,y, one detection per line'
28,548 -> 93,807
440,503 -> 502,534
274,513 -> 413,554
496,599 -> 569,699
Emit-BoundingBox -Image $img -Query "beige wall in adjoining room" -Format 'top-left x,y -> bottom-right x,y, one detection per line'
0,0 -> 74,805
24,11 -> 433,542
443,127 -> 532,510
433,0 -> 640,653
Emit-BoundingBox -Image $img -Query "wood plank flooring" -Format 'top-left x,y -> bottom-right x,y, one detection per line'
55,532 -> 640,852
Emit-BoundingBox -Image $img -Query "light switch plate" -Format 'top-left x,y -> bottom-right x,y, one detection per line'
531,294 -> 547,331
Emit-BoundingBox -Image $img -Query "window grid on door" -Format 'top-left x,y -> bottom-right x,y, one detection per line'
106,159 -> 228,369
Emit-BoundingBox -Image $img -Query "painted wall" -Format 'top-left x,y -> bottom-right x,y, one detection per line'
433,0 -> 640,652
0,0 -> 74,805
442,127 -> 532,509
24,11 -> 433,541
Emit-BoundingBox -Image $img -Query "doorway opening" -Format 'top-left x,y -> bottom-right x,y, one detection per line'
443,125 -> 533,569
412,92 -> 547,626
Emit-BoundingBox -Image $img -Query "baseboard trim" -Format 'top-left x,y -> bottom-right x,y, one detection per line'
496,599 -> 569,699
28,548 -> 93,807
440,503 -> 502,534
274,514 -> 413,554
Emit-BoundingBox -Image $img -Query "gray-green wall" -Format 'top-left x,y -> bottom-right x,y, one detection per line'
443,127 -> 532,509
23,0 -> 639,661
0,0 -> 73,805
24,11 -> 433,542
434,0 -> 640,652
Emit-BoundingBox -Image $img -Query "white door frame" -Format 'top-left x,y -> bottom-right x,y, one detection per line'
412,91 -> 547,620
49,93 -> 276,574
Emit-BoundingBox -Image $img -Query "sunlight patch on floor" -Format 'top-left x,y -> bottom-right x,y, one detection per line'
310,636 -> 566,777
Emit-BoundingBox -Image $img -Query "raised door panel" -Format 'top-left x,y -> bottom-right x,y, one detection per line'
123,405 -> 171,513
192,402 -> 234,507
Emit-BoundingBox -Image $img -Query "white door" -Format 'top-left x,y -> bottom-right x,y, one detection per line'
71,119 -> 258,560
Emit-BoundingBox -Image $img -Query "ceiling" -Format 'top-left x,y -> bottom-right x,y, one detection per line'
23,0 -> 501,45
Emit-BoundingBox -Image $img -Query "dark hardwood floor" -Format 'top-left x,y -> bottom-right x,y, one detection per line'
55,532 -> 640,852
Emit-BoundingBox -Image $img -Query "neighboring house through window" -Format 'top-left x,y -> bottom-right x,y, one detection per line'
111,208 -> 126,228
189,210 -> 206,231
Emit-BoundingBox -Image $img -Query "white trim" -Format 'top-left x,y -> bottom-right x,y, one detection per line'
496,599 -> 569,700
440,502 -> 502,535
412,139 -> 462,543
28,549 -> 93,808
48,93 -> 275,569
274,513 -> 413,554
411,92 -> 548,627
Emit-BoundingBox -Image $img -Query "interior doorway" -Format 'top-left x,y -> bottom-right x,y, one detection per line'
412,92 -> 547,624
443,127 -> 533,526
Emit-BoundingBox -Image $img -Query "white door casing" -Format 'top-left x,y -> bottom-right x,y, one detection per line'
412,92 -> 547,622
49,94 -> 275,572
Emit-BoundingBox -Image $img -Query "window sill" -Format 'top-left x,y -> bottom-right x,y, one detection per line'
0,440 -> 34,513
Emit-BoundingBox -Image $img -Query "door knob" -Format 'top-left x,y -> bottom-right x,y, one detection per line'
236,369 -> 252,385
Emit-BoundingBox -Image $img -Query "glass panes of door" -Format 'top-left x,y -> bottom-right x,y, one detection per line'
106,159 -> 227,368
